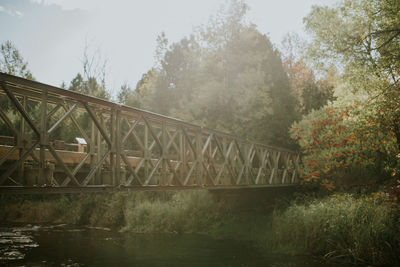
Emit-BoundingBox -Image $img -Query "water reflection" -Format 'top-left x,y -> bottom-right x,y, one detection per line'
0,226 -> 38,262
0,224 -> 324,266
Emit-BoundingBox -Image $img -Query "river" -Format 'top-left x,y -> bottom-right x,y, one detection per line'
0,224 -> 326,266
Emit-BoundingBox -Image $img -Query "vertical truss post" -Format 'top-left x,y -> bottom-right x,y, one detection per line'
18,96 -> 27,183
206,134 -> 212,184
90,120 -> 96,184
222,137 -> 228,185
161,120 -> 167,186
144,121 -> 149,182
39,89 -> 48,183
96,125 -> 101,184
222,137 -> 227,155
281,153 -> 287,184
196,128 -> 203,185
276,151 -> 281,184
180,129 -> 186,183
115,109 -> 121,185
110,108 -> 116,185
244,142 -> 250,185
208,136 -> 212,162
293,153 -> 300,183
91,110 -> 107,185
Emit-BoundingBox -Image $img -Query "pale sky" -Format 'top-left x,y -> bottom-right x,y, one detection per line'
0,0 -> 336,98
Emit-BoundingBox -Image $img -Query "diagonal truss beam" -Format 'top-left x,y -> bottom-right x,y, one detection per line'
0,141 -> 39,185
62,104 -> 90,143
0,108 -> 19,137
48,143 -> 80,186
122,115 -> 142,144
47,103 -> 77,135
84,103 -> 111,147
1,82 -> 40,137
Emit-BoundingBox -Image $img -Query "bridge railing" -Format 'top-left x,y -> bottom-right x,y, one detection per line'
0,73 -> 300,190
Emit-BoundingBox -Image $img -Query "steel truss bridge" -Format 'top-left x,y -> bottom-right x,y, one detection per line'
0,73 -> 300,193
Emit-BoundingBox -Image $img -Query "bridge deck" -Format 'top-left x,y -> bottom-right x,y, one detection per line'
0,73 -> 300,193
0,144 -> 150,166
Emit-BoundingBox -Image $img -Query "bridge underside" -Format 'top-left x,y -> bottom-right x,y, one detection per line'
0,73 -> 300,194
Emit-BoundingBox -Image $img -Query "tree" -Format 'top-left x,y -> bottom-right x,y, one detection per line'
126,69 -> 159,109
291,97 -> 398,189
292,0 -> 400,187
68,42 -> 110,100
304,0 -> 400,149
132,0 -> 297,147
304,0 -> 400,105
53,43 -> 111,143
0,40 -> 34,80
0,41 -> 34,135
69,73 -> 86,94
281,33 -> 336,114
118,82 -> 133,105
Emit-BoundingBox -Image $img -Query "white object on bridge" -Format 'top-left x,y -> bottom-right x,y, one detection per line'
75,137 -> 87,152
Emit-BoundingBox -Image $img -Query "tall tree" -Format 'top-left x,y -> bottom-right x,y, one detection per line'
132,0 -> 297,147
304,0 -> 400,149
68,42 -> 110,100
118,82 -> 133,105
281,33 -> 336,114
304,0 -> 399,93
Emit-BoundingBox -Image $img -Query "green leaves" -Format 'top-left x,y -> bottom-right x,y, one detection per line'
129,1 -> 297,147
305,0 -> 400,88
291,95 -> 399,188
68,74 -> 110,100
0,41 -> 34,80
292,0 -> 400,189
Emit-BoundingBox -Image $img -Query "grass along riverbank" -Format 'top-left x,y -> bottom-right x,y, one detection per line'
0,191 -> 242,232
268,192 -> 400,266
1,190 -> 399,265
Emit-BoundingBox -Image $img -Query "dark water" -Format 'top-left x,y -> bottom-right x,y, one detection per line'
0,224 -> 324,266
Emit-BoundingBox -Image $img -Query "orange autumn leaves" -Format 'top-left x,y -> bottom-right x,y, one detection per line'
291,102 -> 399,190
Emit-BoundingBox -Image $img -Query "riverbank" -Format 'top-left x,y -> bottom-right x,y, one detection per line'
269,192 -> 400,266
0,190 -> 275,231
1,189 -> 399,266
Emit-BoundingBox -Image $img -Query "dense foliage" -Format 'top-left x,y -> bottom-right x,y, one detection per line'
280,33 -> 337,115
270,192 -> 400,266
291,91 -> 399,189
1,0 -> 400,264
124,1 -> 298,147
292,0 -> 400,188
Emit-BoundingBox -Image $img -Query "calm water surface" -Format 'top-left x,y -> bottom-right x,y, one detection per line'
0,224 -> 325,266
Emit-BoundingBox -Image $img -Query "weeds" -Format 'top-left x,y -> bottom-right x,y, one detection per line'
1,190 -> 399,265
268,192 -> 400,265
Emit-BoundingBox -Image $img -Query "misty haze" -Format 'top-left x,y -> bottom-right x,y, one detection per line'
0,0 -> 399,266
